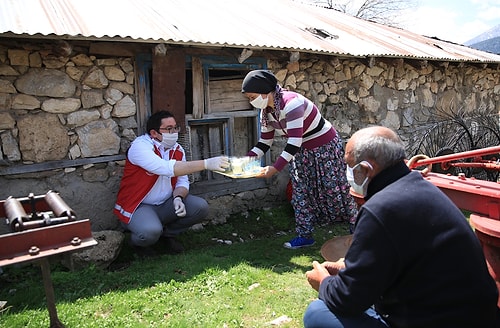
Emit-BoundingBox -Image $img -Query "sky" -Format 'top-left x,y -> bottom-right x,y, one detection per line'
401,0 -> 500,44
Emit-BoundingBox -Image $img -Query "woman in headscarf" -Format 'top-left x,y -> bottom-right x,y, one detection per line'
241,70 -> 357,249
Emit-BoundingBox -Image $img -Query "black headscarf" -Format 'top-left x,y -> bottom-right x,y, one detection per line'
241,70 -> 278,94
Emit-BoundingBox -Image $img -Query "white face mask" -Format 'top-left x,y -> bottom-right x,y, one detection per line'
346,161 -> 372,196
160,132 -> 178,149
250,94 -> 269,109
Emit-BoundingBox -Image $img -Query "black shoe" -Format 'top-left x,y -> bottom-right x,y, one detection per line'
163,237 -> 185,254
130,244 -> 158,258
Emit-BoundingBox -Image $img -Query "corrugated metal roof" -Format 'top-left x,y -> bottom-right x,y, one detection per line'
1,0 -> 499,63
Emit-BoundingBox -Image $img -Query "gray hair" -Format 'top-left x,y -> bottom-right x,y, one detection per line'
351,129 -> 406,170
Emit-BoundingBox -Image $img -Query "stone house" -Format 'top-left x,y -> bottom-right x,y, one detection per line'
0,0 -> 499,232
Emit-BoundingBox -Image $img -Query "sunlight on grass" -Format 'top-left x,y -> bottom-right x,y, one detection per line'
44,262 -> 317,327
0,205 -> 348,327
289,255 -> 316,267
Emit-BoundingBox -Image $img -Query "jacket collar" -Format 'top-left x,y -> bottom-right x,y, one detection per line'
364,160 -> 411,201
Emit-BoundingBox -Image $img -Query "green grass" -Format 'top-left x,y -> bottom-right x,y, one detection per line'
0,204 -> 351,327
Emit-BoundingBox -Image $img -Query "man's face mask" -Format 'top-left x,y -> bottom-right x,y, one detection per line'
346,161 -> 373,196
250,94 -> 269,109
160,132 -> 178,149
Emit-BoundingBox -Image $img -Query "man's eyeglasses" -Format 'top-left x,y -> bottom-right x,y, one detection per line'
159,126 -> 180,134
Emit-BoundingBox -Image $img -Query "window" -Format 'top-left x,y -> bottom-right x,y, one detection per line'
185,56 -> 267,186
135,53 -> 269,195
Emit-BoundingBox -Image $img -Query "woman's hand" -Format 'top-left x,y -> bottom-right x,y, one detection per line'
256,166 -> 277,178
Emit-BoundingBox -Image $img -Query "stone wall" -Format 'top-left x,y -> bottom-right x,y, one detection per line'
0,52 -> 136,163
0,41 -> 499,234
268,57 -> 500,143
0,44 -> 137,232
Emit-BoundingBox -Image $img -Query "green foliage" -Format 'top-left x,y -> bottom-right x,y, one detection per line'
0,205 -> 351,328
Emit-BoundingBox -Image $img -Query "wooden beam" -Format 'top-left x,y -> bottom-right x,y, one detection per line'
405,59 -> 428,70
152,48 -> 186,122
88,42 -> 147,56
135,55 -> 151,135
192,56 -> 204,119
190,177 -> 268,198
0,155 -> 126,176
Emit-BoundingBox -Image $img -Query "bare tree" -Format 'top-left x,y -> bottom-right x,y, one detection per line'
306,0 -> 418,28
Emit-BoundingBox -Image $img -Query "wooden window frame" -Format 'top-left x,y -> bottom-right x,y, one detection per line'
135,53 -> 271,196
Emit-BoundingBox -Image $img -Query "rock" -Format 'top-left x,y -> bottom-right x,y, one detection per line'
18,113 -> 70,162
15,68 -> 76,97
62,230 -> 125,270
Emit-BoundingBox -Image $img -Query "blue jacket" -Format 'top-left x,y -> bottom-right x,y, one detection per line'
319,161 -> 499,328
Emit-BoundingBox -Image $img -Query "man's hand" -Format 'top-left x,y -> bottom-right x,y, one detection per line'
306,261 -> 331,291
322,258 -> 345,275
173,197 -> 186,217
204,156 -> 230,171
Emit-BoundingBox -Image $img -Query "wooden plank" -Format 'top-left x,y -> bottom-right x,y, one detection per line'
192,57 -> 204,119
209,79 -> 250,112
208,123 -> 224,157
88,42 -> 145,56
0,155 -> 126,176
190,177 -> 269,198
233,116 -> 255,157
152,49 -> 185,120
226,116 -> 235,157
196,109 -> 258,118
135,55 -> 151,134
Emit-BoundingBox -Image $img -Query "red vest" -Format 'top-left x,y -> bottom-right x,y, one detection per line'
113,144 -> 183,224
169,146 -> 183,187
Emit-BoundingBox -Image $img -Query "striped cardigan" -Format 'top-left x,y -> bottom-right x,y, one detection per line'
248,90 -> 336,171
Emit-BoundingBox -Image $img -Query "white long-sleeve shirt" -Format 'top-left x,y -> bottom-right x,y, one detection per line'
127,134 -> 190,205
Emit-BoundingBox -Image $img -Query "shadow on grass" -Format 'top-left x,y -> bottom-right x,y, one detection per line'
0,204 -> 351,314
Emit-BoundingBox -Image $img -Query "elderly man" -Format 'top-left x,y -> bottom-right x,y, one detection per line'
303,126 -> 499,328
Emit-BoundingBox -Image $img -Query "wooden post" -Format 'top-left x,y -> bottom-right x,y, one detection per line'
152,48 -> 186,124
191,56 -> 204,119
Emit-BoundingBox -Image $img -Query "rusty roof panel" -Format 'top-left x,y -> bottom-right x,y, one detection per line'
1,0 -> 499,63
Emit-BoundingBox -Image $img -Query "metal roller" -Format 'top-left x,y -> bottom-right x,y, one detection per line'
4,196 -> 27,222
4,196 -> 27,231
44,191 -> 76,219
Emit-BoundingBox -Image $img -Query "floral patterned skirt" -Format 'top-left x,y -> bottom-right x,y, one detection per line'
289,133 -> 358,237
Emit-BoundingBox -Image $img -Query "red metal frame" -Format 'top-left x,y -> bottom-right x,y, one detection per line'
0,219 -> 97,266
0,193 -> 97,328
407,145 -> 500,220
409,146 -> 500,307
421,173 -> 500,220
407,145 -> 500,171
